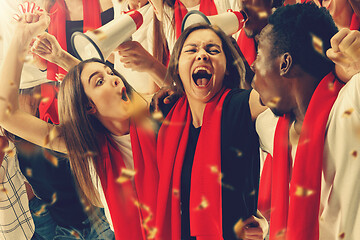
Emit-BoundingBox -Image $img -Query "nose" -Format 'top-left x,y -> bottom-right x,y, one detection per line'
112,78 -> 120,87
196,49 -> 209,61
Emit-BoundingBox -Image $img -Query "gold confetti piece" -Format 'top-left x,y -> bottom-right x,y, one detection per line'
339,232 -> 345,239
146,226 -> 158,239
134,200 -> 150,212
5,104 -> 12,116
235,149 -> 243,157
34,204 -> 47,216
43,150 -> 59,167
84,204 -> 91,212
328,82 -> 335,91
311,33 -> 324,56
210,165 -> 219,173
275,228 -> 286,239
50,192 -> 57,205
294,186 -> 315,197
343,108 -> 354,117
267,97 -> 281,108
351,150 -> 357,158
44,127 -> 59,146
195,196 -> 209,210
233,218 -> 245,239
92,29 -> 107,40
41,97 -> 50,103
116,168 -> 136,183
142,213 -> 153,225
0,186 -> 8,194
249,189 -> 256,195
152,111 -> 164,121
70,230 -> 80,239
173,188 -> 180,197
257,11 -> 268,19
26,168 -> 32,177
33,93 -> 42,100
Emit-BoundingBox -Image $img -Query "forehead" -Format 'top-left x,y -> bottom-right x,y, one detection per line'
81,62 -> 107,81
184,29 -> 223,46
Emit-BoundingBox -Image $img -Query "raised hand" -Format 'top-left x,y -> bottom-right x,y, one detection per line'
326,28 -> 360,82
13,2 -> 50,47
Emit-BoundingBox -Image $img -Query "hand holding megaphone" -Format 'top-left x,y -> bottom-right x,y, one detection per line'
117,41 -> 156,73
181,10 -> 247,35
71,10 -> 143,61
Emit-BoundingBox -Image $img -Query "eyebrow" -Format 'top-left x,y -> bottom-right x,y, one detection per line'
88,65 -> 108,84
183,43 -> 221,48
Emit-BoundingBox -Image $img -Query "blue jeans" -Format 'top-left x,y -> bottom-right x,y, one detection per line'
29,197 -> 114,240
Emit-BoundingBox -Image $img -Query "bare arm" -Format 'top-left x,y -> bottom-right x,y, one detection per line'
0,11 -> 66,153
31,32 -> 80,71
117,41 -> 168,87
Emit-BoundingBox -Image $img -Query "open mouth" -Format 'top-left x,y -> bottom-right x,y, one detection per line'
121,87 -> 129,102
192,67 -> 213,87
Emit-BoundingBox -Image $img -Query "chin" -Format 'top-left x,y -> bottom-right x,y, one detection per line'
270,108 -> 286,117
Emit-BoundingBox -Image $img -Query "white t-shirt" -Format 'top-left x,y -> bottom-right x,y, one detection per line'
113,1 -> 158,101
256,73 -> 360,240
89,133 -> 134,231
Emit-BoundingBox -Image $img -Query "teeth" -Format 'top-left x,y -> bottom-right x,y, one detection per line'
194,67 -> 211,74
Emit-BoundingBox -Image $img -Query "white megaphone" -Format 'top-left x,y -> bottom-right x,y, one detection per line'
181,10 -> 247,35
71,10 -> 143,61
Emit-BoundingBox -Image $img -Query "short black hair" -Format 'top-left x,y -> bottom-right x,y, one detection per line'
268,3 -> 338,79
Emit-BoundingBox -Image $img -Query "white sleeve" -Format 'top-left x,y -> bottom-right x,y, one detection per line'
321,73 -> 360,239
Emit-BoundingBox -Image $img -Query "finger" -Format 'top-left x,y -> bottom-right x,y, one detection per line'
35,38 -> 52,51
243,227 -> 263,236
338,32 -> 357,54
24,1 -> 30,12
18,3 -> 26,14
242,216 -> 258,226
330,28 -> 350,52
13,14 -> 21,22
326,48 -> 350,66
29,2 -> 36,13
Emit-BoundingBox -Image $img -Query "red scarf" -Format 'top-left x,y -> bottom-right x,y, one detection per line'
350,13 -> 360,30
156,89 -> 230,240
174,0 -> 218,39
258,153 -> 272,216
236,30 -> 256,66
39,0 -> 101,124
269,72 -> 343,240
96,122 -> 158,240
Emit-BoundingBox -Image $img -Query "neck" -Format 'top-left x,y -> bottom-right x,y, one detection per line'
100,117 -> 131,136
291,72 -> 321,129
187,98 -> 206,128
181,0 -> 200,8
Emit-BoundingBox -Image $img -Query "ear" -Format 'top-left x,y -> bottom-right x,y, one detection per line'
86,101 -> 97,115
279,52 -> 292,76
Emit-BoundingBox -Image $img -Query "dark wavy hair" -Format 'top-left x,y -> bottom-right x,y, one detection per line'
268,3 -> 338,79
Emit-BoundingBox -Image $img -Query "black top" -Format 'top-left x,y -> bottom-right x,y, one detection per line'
15,140 -> 89,229
66,7 -> 114,58
165,89 -> 260,240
